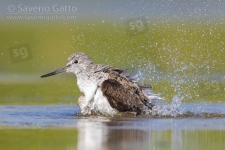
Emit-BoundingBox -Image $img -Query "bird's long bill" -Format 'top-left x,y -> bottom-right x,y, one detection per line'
41,66 -> 67,78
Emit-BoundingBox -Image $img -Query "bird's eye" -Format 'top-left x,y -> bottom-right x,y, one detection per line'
73,60 -> 78,64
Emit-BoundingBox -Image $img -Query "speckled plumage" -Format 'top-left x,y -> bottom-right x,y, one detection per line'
41,52 -> 159,116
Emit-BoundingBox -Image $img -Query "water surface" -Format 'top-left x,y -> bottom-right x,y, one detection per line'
1,104 -> 225,150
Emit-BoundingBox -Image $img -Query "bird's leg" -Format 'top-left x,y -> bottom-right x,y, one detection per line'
78,94 -> 85,111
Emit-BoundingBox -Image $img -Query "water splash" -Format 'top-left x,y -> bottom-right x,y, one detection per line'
129,65 -> 225,118
129,67 -> 183,117
150,92 -> 183,117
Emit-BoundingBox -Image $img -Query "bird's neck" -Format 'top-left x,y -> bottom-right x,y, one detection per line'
75,65 -> 95,80
75,68 -> 96,93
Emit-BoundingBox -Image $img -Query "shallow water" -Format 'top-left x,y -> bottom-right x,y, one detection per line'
1,104 -> 225,150
1,0 -> 225,149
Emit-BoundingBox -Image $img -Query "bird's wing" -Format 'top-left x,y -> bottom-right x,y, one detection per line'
94,64 -> 125,74
136,83 -> 152,89
100,79 -> 152,115
96,65 -> 152,89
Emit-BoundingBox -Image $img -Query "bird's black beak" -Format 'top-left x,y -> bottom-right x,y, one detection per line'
41,66 -> 68,78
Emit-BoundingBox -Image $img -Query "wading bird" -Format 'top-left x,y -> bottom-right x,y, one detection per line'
41,52 -> 161,116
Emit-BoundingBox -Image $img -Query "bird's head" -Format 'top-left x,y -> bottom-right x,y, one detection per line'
41,52 -> 94,78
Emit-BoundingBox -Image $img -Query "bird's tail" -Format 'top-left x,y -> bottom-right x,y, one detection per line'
143,88 -> 165,105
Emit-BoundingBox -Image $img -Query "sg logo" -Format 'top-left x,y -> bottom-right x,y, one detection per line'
9,43 -> 32,63
125,16 -> 148,36
71,33 -> 85,45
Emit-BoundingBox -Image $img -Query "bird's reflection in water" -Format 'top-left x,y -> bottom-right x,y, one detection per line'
77,118 -> 151,150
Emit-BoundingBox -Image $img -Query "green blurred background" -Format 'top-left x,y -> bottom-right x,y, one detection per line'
1,0 -> 225,105
1,1 -> 225,150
